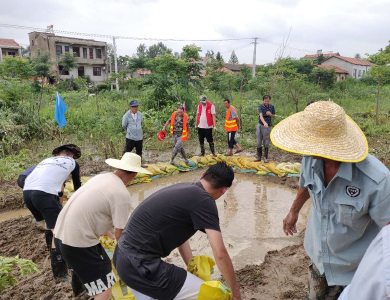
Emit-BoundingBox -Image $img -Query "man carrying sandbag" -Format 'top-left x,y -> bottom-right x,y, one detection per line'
54,153 -> 151,300
114,162 -> 241,300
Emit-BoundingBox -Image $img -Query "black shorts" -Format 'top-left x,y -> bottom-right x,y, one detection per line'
197,128 -> 213,144
125,139 -> 143,156
23,190 -> 62,229
55,238 -> 116,297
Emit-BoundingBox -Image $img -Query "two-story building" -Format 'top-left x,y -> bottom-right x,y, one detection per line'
0,38 -> 22,62
29,32 -> 109,85
320,56 -> 375,79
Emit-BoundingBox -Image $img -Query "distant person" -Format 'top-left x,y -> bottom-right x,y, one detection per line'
255,94 -> 275,163
23,144 -> 82,282
272,101 -> 390,300
223,99 -> 243,156
122,100 -> 147,167
113,162 -> 241,300
162,105 -> 190,165
195,95 -> 216,156
54,153 -> 151,299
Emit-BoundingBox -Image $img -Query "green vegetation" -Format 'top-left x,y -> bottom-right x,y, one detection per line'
1,42 -> 389,180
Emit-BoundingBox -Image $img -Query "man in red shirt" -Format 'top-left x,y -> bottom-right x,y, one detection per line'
195,95 -> 217,156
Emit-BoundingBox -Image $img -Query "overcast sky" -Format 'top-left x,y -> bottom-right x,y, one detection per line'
1,0 -> 389,64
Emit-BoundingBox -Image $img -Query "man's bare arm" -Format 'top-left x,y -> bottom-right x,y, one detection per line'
259,113 -> 268,127
115,228 -> 124,241
212,114 -> 217,128
206,229 -> 241,300
177,240 -> 192,266
283,188 -> 310,236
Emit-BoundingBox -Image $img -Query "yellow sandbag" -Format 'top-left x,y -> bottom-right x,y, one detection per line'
197,281 -> 233,300
275,163 -> 300,174
200,157 -> 209,166
191,156 -> 201,163
65,176 -> 92,192
151,164 -> 167,175
176,161 -> 190,168
213,156 -> 222,162
135,172 -> 149,179
293,163 -> 301,173
187,256 -> 215,281
217,154 -> 228,163
229,157 -> 243,169
264,162 -> 285,177
256,171 -> 268,176
139,177 -> 152,182
99,236 -> 117,253
146,165 -> 159,176
238,157 -> 254,169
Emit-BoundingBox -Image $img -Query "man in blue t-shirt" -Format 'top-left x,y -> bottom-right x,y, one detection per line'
255,94 -> 275,163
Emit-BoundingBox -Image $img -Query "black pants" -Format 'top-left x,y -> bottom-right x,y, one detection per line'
125,139 -> 143,156
197,128 -> 213,145
227,131 -> 238,149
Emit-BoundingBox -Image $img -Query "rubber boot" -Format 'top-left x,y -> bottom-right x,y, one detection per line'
209,142 -> 216,156
45,230 -> 53,252
71,270 -> 85,297
264,147 -> 269,163
181,148 -> 189,165
51,248 -> 71,283
254,148 -> 262,162
200,144 -> 205,156
170,150 -> 177,165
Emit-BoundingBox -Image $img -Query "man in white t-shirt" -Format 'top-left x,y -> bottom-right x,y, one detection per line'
195,95 -> 217,156
54,153 -> 152,300
23,144 -> 82,283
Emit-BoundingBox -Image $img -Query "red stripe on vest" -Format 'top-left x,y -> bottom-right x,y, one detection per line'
197,102 -> 214,127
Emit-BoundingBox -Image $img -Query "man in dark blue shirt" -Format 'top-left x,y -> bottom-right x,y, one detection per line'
255,94 -> 275,162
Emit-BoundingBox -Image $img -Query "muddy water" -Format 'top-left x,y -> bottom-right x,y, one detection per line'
0,208 -> 31,222
126,169 -> 311,278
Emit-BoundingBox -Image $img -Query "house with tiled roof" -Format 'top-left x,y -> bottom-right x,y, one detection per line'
316,65 -> 348,81
303,50 -> 340,64
0,38 -> 21,62
320,56 -> 375,79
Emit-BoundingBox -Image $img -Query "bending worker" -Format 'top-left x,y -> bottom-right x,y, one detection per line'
54,153 -> 151,300
162,105 -> 190,165
271,101 -> 390,299
23,144 -> 82,282
195,95 -> 217,156
114,162 -> 241,300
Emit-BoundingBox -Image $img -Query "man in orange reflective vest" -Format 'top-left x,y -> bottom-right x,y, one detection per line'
195,95 -> 217,156
162,105 -> 190,165
223,99 -> 243,156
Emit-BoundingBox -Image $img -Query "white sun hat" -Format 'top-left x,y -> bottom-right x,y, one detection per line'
270,101 -> 368,163
105,153 -> 152,174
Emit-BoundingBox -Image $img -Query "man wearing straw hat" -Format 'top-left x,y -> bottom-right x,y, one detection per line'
54,153 -> 152,300
271,101 -> 390,299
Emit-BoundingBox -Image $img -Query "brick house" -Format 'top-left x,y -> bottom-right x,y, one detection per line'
0,38 -> 22,62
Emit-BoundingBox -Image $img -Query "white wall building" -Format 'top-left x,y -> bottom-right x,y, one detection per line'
0,38 -> 21,62
321,56 -> 374,79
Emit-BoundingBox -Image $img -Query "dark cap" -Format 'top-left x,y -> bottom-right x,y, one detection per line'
129,100 -> 140,107
52,144 -> 81,159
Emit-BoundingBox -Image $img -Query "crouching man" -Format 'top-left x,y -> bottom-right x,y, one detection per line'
113,162 -> 241,300
53,153 -> 151,299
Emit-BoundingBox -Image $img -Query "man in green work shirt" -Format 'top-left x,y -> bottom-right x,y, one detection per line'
271,101 -> 390,300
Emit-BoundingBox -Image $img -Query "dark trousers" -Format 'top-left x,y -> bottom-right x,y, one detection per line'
125,139 -> 143,156
197,128 -> 213,145
227,131 -> 237,149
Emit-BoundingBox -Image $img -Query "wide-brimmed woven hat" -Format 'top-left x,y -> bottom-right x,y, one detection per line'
52,144 -> 81,159
270,101 -> 368,162
105,153 -> 152,174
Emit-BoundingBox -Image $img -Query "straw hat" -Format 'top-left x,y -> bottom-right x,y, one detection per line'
105,153 -> 152,174
270,101 -> 368,163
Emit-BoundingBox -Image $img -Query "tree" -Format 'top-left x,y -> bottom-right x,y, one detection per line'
309,67 -> 336,89
118,55 -> 130,65
0,57 -> 35,80
31,50 -> 52,116
58,52 -> 79,77
205,50 -> 215,59
137,43 -> 147,57
317,54 -> 326,64
355,53 -> 361,59
229,51 -> 239,64
146,42 -> 172,58
215,52 -> 224,62
21,46 -> 30,57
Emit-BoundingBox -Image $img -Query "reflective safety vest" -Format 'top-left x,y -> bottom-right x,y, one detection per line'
197,102 -> 214,127
225,106 -> 238,132
170,111 -> 188,142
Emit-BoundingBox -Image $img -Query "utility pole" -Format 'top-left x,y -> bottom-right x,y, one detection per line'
252,37 -> 258,78
113,37 -> 119,91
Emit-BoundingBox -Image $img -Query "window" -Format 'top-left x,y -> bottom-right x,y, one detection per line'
93,67 -> 101,76
56,45 -> 62,56
8,52 -> 16,57
59,65 -> 69,75
83,48 -> 87,58
353,69 -> 357,78
73,47 -> 80,57
96,49 -> 102,59
358,70 -> 361,77
89,48 -> 93,59
78,66 -> 85,77
363,70 -> 366,77
32,40 -> 34,46
65,46 -> 69,53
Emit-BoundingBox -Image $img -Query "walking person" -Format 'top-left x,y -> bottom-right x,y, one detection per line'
271,101 -> 390,300
162,105 -> 190,165
54,153 -> 151,299
195,95 -> 216,156
223,99 -> 243,156
23,144 -> 82,282
113,162 -> 241,300
122,100 -> 147,167
255,94 -> 275,163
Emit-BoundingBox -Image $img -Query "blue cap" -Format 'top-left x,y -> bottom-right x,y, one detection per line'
129,100 -> 140,107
